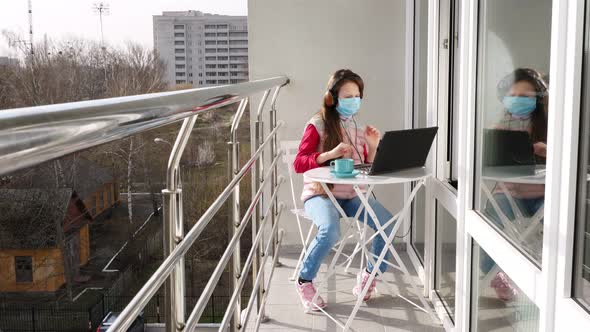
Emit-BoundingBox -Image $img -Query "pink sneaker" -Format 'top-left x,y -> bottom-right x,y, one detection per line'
296,281 -> 326,312
490,271 -> 518,302
352,270 -> 377,301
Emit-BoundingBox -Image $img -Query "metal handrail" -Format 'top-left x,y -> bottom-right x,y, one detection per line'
108,120 -> 285,331
0,76 -> 289,332
0,76 -> 288,175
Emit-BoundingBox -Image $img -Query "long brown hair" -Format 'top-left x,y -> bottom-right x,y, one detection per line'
320,69 -> 365,153
497,68 -> 549,142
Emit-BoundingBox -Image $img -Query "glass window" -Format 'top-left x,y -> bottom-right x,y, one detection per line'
471,242 -> 539,331
15,256 -> 33,283
174,24 -> 184,30
175,56 -> 185,61
474,0 -> 553,265
435,202 -> 456,321
174,49 -> 185,54
174,32 -> 184,37
411,0 -> 428,262
573,0 -> 590,311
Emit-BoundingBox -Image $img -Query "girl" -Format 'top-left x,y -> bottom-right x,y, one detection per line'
293,69 -> 395,311
483,68 -> 548,301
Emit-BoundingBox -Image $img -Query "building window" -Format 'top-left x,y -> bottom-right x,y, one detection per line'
15,256 -> 33,283
175,56 -> 185,61
174,41 -> 184,46
229,40 -> 247,45
218,80 -> 228,84
205,24 -> 216,29
218,40 -> 228,45
473,0 -> 552,265
206,64 -> 216,69
218,56 -> 228,60
176,72 -> 186,77
574,0 -> 590,311
217,48 -> 228,53
218,72 -> 228,77
175,80 -> 186,84
175,65 -> 185,69
217,32 -> 228,37
206,80 -> 216,84
205,56 -> 216,61
206,72 -> 217,76
175,49 -> 185,54
229,48 -> 248,53
174,32 -> 185,37
205,32 -> 216,37
218,64 -> 228,69
217,24 -> 228,29
199,80 -> 203,84
229,56 -> 248,60
174,24 -> 184,30
230,72 -> 238,77
198,73 -> 202,77
205,40 -> 216,45
229,31 -> 247,37
205,48 -> 216,53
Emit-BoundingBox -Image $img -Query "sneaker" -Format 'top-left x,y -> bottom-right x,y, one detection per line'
490,271 -> 518,302
296,281 -> 326,312
352,270 -> 377,302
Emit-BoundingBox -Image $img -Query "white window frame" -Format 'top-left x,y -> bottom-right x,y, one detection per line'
455,0 -> 590,331
552,0 -> 590,330
405,0 -> 460,329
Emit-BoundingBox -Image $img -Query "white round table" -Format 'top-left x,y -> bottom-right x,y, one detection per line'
301,166 -> 435,330
304,166 -> 431,185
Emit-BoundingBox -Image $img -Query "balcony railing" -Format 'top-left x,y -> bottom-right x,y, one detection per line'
0,76 -> 289,332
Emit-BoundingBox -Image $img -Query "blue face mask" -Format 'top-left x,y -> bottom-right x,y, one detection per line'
336,97 -> 361,118
503,96 -> 536,117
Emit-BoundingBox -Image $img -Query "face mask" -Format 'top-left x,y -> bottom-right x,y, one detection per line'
503,96 -> 536,117
336,97 -> 361,118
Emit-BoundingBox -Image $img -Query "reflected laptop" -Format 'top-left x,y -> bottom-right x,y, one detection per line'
482,129 -> 544,176
354,127 -> 438,175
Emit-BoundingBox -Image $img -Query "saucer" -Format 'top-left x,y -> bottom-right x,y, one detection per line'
330,170 -> 360,178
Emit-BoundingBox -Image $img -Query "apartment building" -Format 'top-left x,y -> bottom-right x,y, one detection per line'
153,10 -> 248,87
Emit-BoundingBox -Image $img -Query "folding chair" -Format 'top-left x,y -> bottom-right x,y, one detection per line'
280,140 -> 363,282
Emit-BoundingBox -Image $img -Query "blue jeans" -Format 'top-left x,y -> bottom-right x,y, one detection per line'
480,193 -> 544,273
299,195 -> 395,281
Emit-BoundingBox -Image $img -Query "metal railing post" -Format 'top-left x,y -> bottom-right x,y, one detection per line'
269,87 -> 283,264
252,89 -> 271,322
228,98 -> 248,331
162,115 -> 198,332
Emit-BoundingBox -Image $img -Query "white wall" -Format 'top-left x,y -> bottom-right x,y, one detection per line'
248,0 -> 407,246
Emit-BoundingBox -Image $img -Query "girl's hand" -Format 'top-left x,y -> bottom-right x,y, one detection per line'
533,142 -> 547,158
330,143 -> 353,159
365,125 -> 381,150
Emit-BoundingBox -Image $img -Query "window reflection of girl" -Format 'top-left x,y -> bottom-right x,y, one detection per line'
483,68 -> 548,301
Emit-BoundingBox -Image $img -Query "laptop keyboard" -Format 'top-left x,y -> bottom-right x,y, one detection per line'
354,163 -> 372,173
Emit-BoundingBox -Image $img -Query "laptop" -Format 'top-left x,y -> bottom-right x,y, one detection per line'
482,129 -> 543,176
354,127 -> 438,175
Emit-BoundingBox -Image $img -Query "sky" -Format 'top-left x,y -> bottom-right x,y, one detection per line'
0,0 -> 248,57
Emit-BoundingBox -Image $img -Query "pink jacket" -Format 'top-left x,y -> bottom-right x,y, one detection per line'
293,114 -> 368,202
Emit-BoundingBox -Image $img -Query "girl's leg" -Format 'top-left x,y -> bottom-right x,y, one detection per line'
342,196 -> 395,274
299,196 -> 342,281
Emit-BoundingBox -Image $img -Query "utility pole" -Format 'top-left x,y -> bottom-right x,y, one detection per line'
92,2 -> 110,49
28,0 -> 34,55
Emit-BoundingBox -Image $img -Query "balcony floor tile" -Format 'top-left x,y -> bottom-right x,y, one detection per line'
249,248 -> 445,332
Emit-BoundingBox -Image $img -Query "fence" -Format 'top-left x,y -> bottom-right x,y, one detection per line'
0,294 -> 236,332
